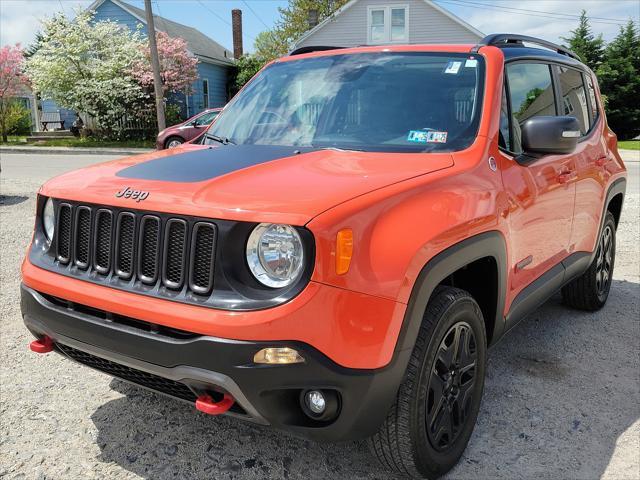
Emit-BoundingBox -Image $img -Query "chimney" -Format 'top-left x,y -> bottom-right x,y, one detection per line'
307,9 -> 319,28
232,9 -> 243,59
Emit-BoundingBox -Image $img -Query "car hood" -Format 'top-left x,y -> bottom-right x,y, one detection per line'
41,144 -> 454,225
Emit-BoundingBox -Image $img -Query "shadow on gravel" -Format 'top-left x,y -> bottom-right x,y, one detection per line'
0,195 -> 28,206
90,280 -> 639,480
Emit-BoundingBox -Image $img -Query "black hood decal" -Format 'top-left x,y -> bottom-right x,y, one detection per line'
117,145 -> 317,183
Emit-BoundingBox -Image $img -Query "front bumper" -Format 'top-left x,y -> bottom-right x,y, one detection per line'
21,284 -> 406,441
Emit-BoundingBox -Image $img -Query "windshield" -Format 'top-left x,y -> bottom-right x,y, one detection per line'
204,52 -> 485,152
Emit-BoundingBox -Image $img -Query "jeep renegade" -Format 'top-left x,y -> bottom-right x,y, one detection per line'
21,34 -> 627,479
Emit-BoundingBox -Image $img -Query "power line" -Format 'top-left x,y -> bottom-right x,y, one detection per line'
242,0 -> 270,30
441,0 -> 629,22
196,0 -> 231,27
436,0 -> 629,26
195,0 -> 257,44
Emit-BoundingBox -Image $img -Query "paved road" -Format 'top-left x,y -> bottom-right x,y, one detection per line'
1,151 -> 638,479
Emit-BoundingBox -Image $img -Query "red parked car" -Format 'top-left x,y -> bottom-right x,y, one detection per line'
156,108 -> 221,149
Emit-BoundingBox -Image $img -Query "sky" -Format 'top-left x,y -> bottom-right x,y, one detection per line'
1,0 -> 638,53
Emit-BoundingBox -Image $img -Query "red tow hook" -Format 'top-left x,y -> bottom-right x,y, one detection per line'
195,393 -> 235,415
30,336 -> 54,353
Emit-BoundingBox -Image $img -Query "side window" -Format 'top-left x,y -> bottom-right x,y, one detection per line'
584,74 -> 599,127
499,84 -> 511,150
506,63 -> 555,154
194,111 -> 218,126
557,67 -> 589,135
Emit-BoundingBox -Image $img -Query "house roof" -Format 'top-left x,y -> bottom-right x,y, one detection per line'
294,0 -> 484,48
87,0 -> 235,66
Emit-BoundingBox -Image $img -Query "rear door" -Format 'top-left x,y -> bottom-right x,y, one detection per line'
557,68 -> 609,254
497,61 -> 576,297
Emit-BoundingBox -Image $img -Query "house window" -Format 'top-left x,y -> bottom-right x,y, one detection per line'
367,5 -> 408,44
203,79 -> 209,109
370,9 -> 385,43
391,8 -> 406,42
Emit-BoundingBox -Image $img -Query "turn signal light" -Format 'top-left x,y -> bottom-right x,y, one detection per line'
253,347 -> 305,365
335,228 -> 353,275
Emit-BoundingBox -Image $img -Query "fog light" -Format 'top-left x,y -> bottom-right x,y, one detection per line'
253,347 -> 304,365
305,390 -> 326,414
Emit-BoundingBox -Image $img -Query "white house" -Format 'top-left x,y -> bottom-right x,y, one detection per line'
294,0 -> 483,49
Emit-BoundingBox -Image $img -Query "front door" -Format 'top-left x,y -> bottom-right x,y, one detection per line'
498,62 -> 576,299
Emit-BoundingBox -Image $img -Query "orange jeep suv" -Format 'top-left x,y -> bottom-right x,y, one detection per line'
22,34 -> 626,479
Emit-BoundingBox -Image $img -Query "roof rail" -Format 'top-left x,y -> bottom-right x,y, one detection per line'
289,46 -> 345,56
471,33 -> 581,61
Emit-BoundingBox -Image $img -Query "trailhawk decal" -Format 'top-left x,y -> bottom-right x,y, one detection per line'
116,145 -> 317,183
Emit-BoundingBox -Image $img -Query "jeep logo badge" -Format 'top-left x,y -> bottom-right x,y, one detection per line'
115,187 -> 149,202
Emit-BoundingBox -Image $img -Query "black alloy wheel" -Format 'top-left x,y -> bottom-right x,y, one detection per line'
595,224 -> 613,297
426,322 -> 477,451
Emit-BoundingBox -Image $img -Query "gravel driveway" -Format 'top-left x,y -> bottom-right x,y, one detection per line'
1,152 -> 638,480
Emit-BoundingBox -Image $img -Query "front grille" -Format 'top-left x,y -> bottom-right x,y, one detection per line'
190,222 -> 216,294
56,204 -> 72,263
74,206 -> 91,269
116,213 -> 136,278
57,343 -> 197,402
93,210 -> 113,274
163,219 -> 187,289
138,216 -> 160,284
52,202 -> 218,298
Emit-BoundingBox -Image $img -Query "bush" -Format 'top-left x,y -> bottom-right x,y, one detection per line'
165,103 -> 183,127
0,100 -> 32,142
230,55 -> 265,95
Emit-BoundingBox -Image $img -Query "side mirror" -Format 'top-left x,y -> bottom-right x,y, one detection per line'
521,116 -> 580,155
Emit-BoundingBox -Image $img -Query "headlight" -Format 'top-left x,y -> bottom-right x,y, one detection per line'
246,223 -> 304,288
42,198 -> 55,243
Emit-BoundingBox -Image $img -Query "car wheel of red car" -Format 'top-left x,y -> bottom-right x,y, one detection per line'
368,286 -> 486,479
562,211 -> 616,311
165,136 -> 184,149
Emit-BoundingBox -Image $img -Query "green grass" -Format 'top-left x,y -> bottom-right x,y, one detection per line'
1,136 -> 153,148
618,140 -> 640,151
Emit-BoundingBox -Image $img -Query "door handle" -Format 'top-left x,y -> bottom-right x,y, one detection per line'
595,157 -> 609,167
557,172 -> 573,184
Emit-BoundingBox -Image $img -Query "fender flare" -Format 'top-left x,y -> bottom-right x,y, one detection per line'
393,230 -> 508,363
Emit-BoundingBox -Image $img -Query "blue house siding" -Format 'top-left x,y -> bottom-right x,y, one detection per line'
187,62 -> 228,114
92,0 -> 147,34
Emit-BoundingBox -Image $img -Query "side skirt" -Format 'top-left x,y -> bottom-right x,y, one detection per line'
504,252 -> 590,333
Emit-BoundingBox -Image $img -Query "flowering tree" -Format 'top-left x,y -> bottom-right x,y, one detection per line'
0,44 -> 30,142
26,11 -> 147,138
130,31 -> 198,96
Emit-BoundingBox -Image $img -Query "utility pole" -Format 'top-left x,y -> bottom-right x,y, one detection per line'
144,0 -> 165,132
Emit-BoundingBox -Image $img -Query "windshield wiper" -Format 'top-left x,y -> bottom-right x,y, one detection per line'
204,133 -> 235,145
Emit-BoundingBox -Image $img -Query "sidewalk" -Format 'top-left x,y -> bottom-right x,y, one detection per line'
0,145 -> 153,156
620,149 -> 639,163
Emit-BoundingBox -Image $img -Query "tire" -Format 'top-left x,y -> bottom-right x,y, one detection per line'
562,211 -> 616,311
368,286 -> 487,479
164,136 -> 184,149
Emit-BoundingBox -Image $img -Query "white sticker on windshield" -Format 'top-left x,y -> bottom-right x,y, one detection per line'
444,61 -> 462,74
426,131 -> 448,143
407,130 -> 448,143
407,130 -> 429,143
465,58 -> 478,68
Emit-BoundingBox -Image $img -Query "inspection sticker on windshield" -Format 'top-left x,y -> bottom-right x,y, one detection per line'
407,130 -> 448,143
444,61 -> 462,74
465,58 -> 478,68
